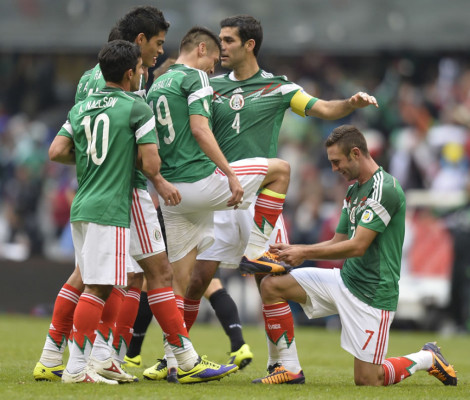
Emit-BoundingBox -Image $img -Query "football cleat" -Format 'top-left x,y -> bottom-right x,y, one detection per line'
62,366 -> 118,384
252,365 -> 305,384
228,343 -> 253,369
33,362 -> 64,382
422,342 -> 457,386
239,252 -> 292,275
177,356 -> 238,384
123,354 -> 142,368
89,356 -> 137,383
267,362 -> 282,374
143,358 -> 168,380
167,367 -> 179,383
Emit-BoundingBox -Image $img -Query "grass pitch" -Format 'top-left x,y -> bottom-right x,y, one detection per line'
0,314 -> 468,399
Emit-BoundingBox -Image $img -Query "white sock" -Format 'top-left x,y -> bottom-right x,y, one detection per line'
90,334 -> 113,362
403,350 -> 433,373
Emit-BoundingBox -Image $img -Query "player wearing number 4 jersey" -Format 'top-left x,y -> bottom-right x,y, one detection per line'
146,26 -> 290,375
254,125 -> 457,386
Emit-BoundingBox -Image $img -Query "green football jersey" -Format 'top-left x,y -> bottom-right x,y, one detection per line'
147,64 -> 215,182
75,64 -> 148,189
58,87 -> 158,227
210,69 -> 317,161
336,167 -> 406,311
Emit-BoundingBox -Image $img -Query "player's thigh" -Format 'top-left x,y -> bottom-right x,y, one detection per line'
260,273 -> 307,304
335,280 -> 394,364
71,221 -> 130,287
130,188 -> 166,260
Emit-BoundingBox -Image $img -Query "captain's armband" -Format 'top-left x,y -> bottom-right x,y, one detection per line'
290,90 -> 317,116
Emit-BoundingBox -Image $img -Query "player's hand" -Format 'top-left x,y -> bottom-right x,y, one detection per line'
226,175 -> 244,209
348,92 -> 378,109
154,176 -> 181,206
270,243 -> 306,266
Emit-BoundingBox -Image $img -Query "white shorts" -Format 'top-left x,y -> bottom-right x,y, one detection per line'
161,158 -> 268,263
129,188 -> 166,273
71,221 -> 130,287
291,267 -> 394,364
197,203 -> 289,268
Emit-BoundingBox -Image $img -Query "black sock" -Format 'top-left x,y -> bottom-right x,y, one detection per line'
126,291 -> 153,358
209,288 -> 245,352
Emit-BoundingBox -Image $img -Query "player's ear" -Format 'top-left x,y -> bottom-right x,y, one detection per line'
244,38 -> 255,53
198,42 -> 207,56
135,33 -> 146,45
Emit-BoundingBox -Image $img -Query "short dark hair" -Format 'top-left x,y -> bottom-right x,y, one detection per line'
325,125 -> 370,157
115,6 -> 170,42
179,26 -> 221,54
220,15 -> 263,57
98,40 -> 141,83
107,26 -> 122,42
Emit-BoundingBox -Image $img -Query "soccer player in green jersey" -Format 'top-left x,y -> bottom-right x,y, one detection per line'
253,124 -> 457,386
184,14 -> 379,372
34,6 -> 173,383
49,40 -> 161,384
145,25 -> 292,376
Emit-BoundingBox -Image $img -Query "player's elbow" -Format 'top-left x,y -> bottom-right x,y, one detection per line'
48,146 -> 62,162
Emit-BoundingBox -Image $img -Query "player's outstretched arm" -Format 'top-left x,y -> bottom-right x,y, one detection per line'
306,92 -> 378,120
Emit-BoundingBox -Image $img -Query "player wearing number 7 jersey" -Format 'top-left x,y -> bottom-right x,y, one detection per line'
254,125 -> 457,386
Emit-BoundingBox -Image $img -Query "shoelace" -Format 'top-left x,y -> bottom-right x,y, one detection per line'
200,355 -> 221,369
262,251 -> 280,261
155,358 -> 167,369
263,367 -> 290,383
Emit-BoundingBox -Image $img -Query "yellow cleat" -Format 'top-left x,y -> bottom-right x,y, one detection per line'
422,342 -> 457,386
177,356 -> 238,384
33,361 -> 64,382
143,358 -> 168,380
123,354 -> 142,368
228,344 -> 253,369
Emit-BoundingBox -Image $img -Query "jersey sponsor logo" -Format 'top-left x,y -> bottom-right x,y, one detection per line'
233,87 -> 244,93
361,209 -> 374,223
229,93 -> 245,110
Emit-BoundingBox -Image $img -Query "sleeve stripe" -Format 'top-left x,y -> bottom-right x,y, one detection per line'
188,86 -> 213,105
366,198 -> 391,226
63,120 -> 73,136
198,69 -> 210,87
135,117 -> 156,141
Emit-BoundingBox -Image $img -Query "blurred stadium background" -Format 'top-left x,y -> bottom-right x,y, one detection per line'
1,0 -> 470,334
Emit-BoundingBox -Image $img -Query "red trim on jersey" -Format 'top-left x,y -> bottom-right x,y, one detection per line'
132,189 -> 153,254
373,310 -> 390,364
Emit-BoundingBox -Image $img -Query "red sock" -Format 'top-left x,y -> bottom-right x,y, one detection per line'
49,283 -> 81,347
262,302 -> 294,345
72,293 -> 105,349
175,294 -> 185,318
382,357 -> 414,385
147,288 -> 189,347
184,298 -> 200,332
113,287 -> 141,351
97,288 -> 125,342
254,190 -> 285,232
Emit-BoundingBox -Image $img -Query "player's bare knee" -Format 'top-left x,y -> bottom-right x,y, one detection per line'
259,275 -> 280,303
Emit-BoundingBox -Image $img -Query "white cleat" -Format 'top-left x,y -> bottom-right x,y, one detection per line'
62,365 -> 118,384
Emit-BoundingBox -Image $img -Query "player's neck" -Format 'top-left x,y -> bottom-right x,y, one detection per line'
232,58 -> 259,81
358,160 -> 380,185
106,81 -> 129,91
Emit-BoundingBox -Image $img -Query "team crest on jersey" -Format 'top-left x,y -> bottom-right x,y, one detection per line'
229,93 -> 245,110
153,229 -> 162,241
361,210 -> 374,223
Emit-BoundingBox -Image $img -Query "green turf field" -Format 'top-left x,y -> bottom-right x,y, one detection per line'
0,314 -> 468,399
